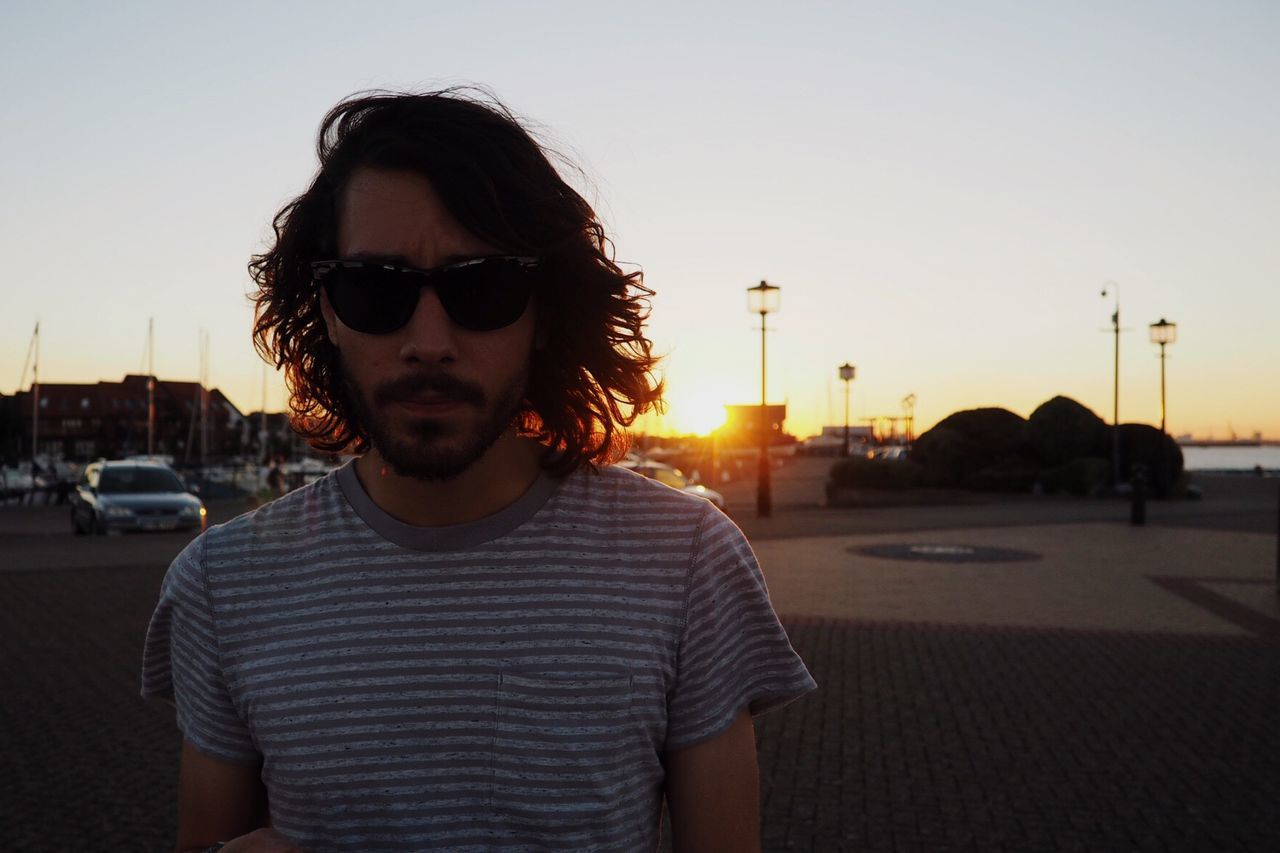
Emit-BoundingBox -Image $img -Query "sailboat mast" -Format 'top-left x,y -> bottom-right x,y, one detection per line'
199,330 -> 209,469
147,317 -> 155,458
31,322 -> 40,464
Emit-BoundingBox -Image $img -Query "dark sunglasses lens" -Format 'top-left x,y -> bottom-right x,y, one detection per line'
437,259 -> 534,331
325,267 -> 418,334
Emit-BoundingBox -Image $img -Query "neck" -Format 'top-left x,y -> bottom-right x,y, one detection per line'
354,431 -> 544,527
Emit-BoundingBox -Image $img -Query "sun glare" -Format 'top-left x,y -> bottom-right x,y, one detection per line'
666,394 -> 727,436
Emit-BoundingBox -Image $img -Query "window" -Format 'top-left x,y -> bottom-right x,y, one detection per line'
81,397 -> 90,410
64,418 -> 82,429
74,440 -> 96,457
39,397 -> 48,409
99,467 -> 185,494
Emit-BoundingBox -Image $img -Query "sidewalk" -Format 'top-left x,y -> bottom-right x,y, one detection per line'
756,522 -> 1279,637
747,520 -> 1279,851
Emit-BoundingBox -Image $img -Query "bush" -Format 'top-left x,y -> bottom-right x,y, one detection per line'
1118,423 -> 1184,497
912,407 -> 1030,488
1027,396 -> 1109,467
827,457 -> 923,491
1038,456 -> 1110,496
968,460 -> 1041,493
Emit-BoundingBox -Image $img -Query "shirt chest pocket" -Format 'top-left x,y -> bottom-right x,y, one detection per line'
489,671 -> 641,819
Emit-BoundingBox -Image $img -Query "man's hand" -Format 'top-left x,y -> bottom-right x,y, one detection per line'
663,708 -> 762,853
220,828 -> 305,852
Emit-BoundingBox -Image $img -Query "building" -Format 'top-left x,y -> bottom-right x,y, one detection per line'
2,375 -> 246,464
796,425 -> 876,456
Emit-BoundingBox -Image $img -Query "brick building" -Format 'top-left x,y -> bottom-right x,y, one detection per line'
1,375 -> 246,464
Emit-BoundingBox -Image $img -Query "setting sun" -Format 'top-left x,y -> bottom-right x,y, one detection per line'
663,392 -> 728,437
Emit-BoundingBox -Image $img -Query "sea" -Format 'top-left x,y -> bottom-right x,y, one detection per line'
1180,445 -> 1280,472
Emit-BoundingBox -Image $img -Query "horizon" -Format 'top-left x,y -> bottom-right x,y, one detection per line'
5,365 -> 1278,445
4,2 -> 1278,441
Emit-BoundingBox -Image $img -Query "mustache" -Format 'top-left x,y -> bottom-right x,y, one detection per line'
373,372 -> 486,407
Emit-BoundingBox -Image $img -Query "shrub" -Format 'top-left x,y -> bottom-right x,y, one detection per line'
827,457 -> 923,491
1038,456 -> 1110,496
912,407 -> 1029,488
1027,396 -> 1109,467
1118,423 -> 1184,497
968,460 -> 1040,493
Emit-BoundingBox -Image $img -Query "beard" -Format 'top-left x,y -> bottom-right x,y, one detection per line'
340,357 -> 528,482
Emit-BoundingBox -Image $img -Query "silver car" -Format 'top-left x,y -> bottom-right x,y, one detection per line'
617,458 -> 727,510
71,460 -> 207,534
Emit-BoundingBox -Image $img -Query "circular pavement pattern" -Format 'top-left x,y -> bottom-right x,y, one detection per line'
851,543 -> 1043,563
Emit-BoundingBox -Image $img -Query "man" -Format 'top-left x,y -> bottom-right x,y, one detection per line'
143,89 -> 815,852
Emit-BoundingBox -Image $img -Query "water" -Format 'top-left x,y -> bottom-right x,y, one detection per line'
1180,444 -> 1280,472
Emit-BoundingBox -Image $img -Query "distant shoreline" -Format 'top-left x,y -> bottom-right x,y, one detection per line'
1178,440 -> 1280,448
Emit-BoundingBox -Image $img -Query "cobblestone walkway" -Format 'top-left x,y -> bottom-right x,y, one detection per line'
2,563 -> 1277,851
760,617 -> 1279,852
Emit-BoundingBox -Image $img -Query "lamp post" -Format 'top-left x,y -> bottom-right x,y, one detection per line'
838,363 -> 855,456
902,393 -> 917,448
1148,318 -> 1177,435
1101,283 -> 1121,486
747,280 -> 780,518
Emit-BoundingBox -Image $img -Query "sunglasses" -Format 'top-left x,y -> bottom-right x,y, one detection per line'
312,255 -> 540,334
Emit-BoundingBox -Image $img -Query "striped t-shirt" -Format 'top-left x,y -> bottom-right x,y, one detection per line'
141,460 -> 815,852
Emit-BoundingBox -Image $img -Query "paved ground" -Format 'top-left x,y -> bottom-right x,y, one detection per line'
1,468 -> 1277,851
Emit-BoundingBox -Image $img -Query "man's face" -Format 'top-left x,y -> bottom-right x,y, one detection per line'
320,167 -> 537,481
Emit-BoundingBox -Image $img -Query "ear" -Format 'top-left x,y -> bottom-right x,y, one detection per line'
319,289 -> 341,348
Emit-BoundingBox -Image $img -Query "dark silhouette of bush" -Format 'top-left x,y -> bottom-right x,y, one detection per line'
912,407 -> 1029,488
1038,456 -> 1111,496
1119,423 -> 1183,497
1027,396 -> 1109,467
969,460 -> 1041,492
828,456 -> 923,491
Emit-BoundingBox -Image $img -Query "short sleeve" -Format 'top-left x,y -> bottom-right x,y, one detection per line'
665,506 -> 817,751
140,534 -> 260,765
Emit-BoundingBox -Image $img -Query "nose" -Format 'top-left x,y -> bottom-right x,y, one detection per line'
397,287 -> 458,365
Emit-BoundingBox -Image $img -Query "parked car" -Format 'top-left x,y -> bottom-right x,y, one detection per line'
71,460 -> 207,534
617,458 -> 727,510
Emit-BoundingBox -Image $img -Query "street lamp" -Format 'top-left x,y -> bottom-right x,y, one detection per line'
902,393 -> 917,448
747,280 -> 780,518
837,363 -> 855,456
1149,318 -> 1177,435
1101,282 -> 1121,486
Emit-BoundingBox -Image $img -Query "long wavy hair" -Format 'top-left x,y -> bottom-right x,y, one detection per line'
250,89 -> 664,474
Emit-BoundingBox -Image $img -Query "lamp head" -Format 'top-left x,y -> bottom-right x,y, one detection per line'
1149,318 -> 1177,346
747,279 -> 781,315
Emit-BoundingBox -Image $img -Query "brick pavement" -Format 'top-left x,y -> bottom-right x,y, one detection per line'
2,495 -> 1278,851
759,618 -> 1278,851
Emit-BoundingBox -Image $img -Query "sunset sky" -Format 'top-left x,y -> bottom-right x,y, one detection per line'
3,1 -> 1277,440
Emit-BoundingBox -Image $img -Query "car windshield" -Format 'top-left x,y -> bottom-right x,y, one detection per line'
98,467 -> 185,494
650,467 -> 688,489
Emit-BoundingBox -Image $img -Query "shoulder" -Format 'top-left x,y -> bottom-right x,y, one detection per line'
202,468 -> 348,556
545,463 -> 748,551
568,463 -> 717,519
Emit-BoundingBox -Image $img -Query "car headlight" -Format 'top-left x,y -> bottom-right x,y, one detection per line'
103,505 -> 133,518
179,505 -> 199,518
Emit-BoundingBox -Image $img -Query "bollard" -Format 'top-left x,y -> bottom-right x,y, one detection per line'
1130,466 -> 1147,527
